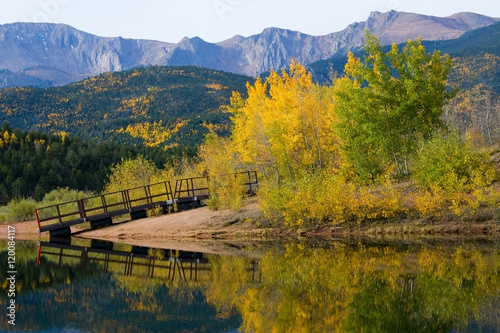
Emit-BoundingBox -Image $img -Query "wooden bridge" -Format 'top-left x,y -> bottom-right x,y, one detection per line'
35,171 -> 258,236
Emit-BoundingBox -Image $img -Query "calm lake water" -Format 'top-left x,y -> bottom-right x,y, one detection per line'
1,237 -> 499,332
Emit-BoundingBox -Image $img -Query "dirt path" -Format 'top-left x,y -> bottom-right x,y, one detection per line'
74,197 -> 291,254
0,197 -> 265,239
78,196 -> 269,239
0,197 -> 280,254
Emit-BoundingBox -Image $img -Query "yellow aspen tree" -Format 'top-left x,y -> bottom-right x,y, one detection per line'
230,60 -> 340,187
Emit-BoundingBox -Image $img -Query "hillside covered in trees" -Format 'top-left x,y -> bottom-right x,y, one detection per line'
0,66 -> 252,149
0,123 -> 175,204
310,21 -> 500,92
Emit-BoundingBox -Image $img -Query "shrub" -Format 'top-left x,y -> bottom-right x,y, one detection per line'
411,132 -> 497,216
412,132 -> 496,192
146,205 -> 164,217
5,198 -> 36,222
259,171 -> 404,227
412,186 -> 447,217
0,206 -> 8,223
40,187 -> 91,207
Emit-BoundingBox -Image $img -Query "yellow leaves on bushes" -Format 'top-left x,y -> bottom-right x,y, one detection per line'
259,172 -> 404,227
413,186 -> 447,217
412,183 -> 498,218
411,132 -> 498,217
199,55 -> 498,225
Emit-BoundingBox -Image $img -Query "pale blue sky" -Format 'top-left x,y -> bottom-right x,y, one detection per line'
1,0 -> 500,43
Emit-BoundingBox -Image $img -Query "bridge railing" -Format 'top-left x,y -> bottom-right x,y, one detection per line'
127,181 -> 174,212
35,200 -> 84,232
82,190 -> 131,222
174,176 -> 209,203
237,170 -> 258,195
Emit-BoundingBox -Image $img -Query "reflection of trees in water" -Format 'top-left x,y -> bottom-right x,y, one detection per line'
2,240 -> 499,332
29,239 -> 259,328
0,240 -> 244,332
226,244 -> 500,333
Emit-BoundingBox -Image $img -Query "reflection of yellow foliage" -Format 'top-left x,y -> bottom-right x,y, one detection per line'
204,255 -> 254,314
233,244 -> 500,333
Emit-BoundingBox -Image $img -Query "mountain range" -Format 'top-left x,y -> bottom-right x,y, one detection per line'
1,10 -> 499,88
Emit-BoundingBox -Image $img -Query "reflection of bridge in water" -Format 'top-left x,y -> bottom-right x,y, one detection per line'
36,238 -> 261,282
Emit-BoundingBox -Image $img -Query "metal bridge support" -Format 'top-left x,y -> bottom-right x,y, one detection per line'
90,217 -> 112,230
48,227 -> 71,238
130,210 -> 148,220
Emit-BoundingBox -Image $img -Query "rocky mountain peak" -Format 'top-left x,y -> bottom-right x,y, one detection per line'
0,11 -> 499,87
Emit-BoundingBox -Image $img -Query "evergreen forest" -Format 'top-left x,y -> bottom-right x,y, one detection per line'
0,122 -> 176,204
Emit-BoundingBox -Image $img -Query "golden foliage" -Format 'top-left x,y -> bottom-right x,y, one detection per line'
413,186 -> 447,217
104,156 -> 160,193
259,172 -> 405,226
197,131 -> 246,210
231,244 -> 500,333
205,83 -> 226,90
230,60 -> 340,184
115,120 -> 187,147
118,95 -> 153,118
198,58 -> 497,224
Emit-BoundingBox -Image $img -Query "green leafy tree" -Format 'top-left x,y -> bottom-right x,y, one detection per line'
334,32 -> 455,182
40,187 -> 91,207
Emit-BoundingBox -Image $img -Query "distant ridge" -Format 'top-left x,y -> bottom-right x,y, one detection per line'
0,11 -> 498,87
0,65 -> 252,147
